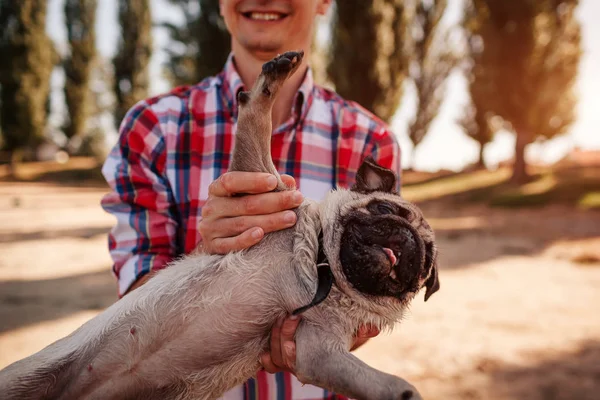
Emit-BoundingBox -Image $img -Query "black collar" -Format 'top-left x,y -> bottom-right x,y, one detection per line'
292,232 -> 334,316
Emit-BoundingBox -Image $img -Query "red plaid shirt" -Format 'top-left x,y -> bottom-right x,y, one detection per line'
101,53 -> 401,400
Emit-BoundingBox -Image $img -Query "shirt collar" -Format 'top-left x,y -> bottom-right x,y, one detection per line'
219,52 -> 315,130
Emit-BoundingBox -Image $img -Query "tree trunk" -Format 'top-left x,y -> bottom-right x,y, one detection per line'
476,143 -> 486,169
7,149 -> 23,179
409,143 -> 419,171
511,130 -> 529,184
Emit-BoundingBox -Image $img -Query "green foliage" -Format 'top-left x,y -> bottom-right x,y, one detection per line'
489,169 -> 600,209
161,0 -> 231,86
0,0 -> 57,161
465,0 -> 582,182
113,0 -> 152,128
63,0 -> 97,143
579,192 -> 600,210
407,0 -> 456,150
327,0 -> 409,122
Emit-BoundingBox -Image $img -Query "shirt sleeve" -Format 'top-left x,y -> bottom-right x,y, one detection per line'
100,101 -> 179,297
364,125 -> 403,192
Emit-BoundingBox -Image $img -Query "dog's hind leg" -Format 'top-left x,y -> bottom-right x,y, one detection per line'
294,323 -> 422,400
228,50 -> 304,187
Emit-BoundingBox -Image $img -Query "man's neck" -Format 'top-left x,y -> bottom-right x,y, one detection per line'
232,46 -> 309,129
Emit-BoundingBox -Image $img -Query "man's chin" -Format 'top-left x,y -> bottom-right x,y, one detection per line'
243,41 -> 285,57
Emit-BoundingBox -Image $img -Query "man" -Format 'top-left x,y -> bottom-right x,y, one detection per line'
101,0 -> 402,398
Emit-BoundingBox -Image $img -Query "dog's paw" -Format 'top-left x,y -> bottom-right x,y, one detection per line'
262,50 -> 304,75
395,389 -> 422,400
401,390 -> 414,400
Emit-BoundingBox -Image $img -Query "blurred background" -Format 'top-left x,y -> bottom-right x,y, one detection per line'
0,1 -> 599,399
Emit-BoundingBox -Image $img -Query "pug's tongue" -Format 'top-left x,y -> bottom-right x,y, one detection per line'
382,247 -> 397,266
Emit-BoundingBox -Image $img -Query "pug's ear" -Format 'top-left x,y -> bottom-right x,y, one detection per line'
351,156 -> 397,194
424,263 -> 440,302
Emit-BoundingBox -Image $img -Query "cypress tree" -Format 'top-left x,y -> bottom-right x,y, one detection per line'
0,0 -> 56,166
64,0 -> 97,147
327,0 -> 409,122
467,0 -> 582,183
113,0 -> 153,128
161,0 -> 230,86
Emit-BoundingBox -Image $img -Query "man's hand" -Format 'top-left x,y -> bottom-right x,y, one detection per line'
259,316 -> 380,374
198,172 -> 303,255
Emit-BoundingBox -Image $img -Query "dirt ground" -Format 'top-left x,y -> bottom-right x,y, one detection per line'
1,181 -> 599,399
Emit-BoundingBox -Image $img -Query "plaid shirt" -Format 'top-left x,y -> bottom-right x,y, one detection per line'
101,53 -> 401,400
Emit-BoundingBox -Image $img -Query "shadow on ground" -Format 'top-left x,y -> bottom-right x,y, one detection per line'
415,201 -> 600,270
0,270 -> 116,333
474,340 -> 600,400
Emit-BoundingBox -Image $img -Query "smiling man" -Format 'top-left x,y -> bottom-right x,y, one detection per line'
101,0 -> 402,399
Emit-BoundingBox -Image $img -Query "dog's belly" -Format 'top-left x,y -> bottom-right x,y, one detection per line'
0,231 -> 300,400
112,253 -> 290,396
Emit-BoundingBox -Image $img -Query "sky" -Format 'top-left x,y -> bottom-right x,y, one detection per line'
46,0 -> 600,172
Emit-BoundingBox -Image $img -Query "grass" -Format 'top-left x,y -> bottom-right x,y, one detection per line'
401,167 -> 511,203
579,192 -> 600,210
403,165 -> 600,209
489,167 -> 600,209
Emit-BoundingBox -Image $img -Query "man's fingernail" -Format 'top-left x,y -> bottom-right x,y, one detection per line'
289,314 -> 299,320
252,228 -> 263,240
283,211 -> 296,224
292,191 -> 303,203
284,343 -> 295,357
266,175 -> 278,188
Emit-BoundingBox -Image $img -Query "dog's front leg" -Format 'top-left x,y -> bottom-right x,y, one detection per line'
294,323 -> 421,400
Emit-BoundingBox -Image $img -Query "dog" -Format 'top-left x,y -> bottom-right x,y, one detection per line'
0,50 -> 439,400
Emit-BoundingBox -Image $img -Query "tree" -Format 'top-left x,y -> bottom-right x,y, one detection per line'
459,103 -> 494,168
327,0 -> 409,122
0,0 -> 56,166
76,57 -> 115,160
63,0 -> 97,149
113,0 -> 152,128
161,0 -> 230,86
458,0 -> 498,168
467,0 -> 582,183
407,0 -> 456,157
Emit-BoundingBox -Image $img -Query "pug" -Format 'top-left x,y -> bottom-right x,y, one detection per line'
0,50 -> 439,400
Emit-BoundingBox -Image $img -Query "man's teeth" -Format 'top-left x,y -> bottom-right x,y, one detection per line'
249,12 -> 282,20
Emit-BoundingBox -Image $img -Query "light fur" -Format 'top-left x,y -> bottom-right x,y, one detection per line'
0,51 -> 433,400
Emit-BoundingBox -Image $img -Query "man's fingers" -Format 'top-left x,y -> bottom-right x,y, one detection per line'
208,228 -> 264,254
208,172 -> 279,197
281,174 -> 296,190
279,316 -> 300,369
357,325 -> 380,339
280,315 -> 301,339
264,316 -> 300,373
269,317 -> 285,367
350,324 -> 380,351
204,190 -> 303,219
259,353 -> 281,374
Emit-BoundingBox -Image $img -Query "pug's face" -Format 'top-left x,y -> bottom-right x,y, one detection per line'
320,157 -> 439,306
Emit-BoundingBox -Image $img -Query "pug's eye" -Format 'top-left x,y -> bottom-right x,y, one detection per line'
376,203 -> 396,215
